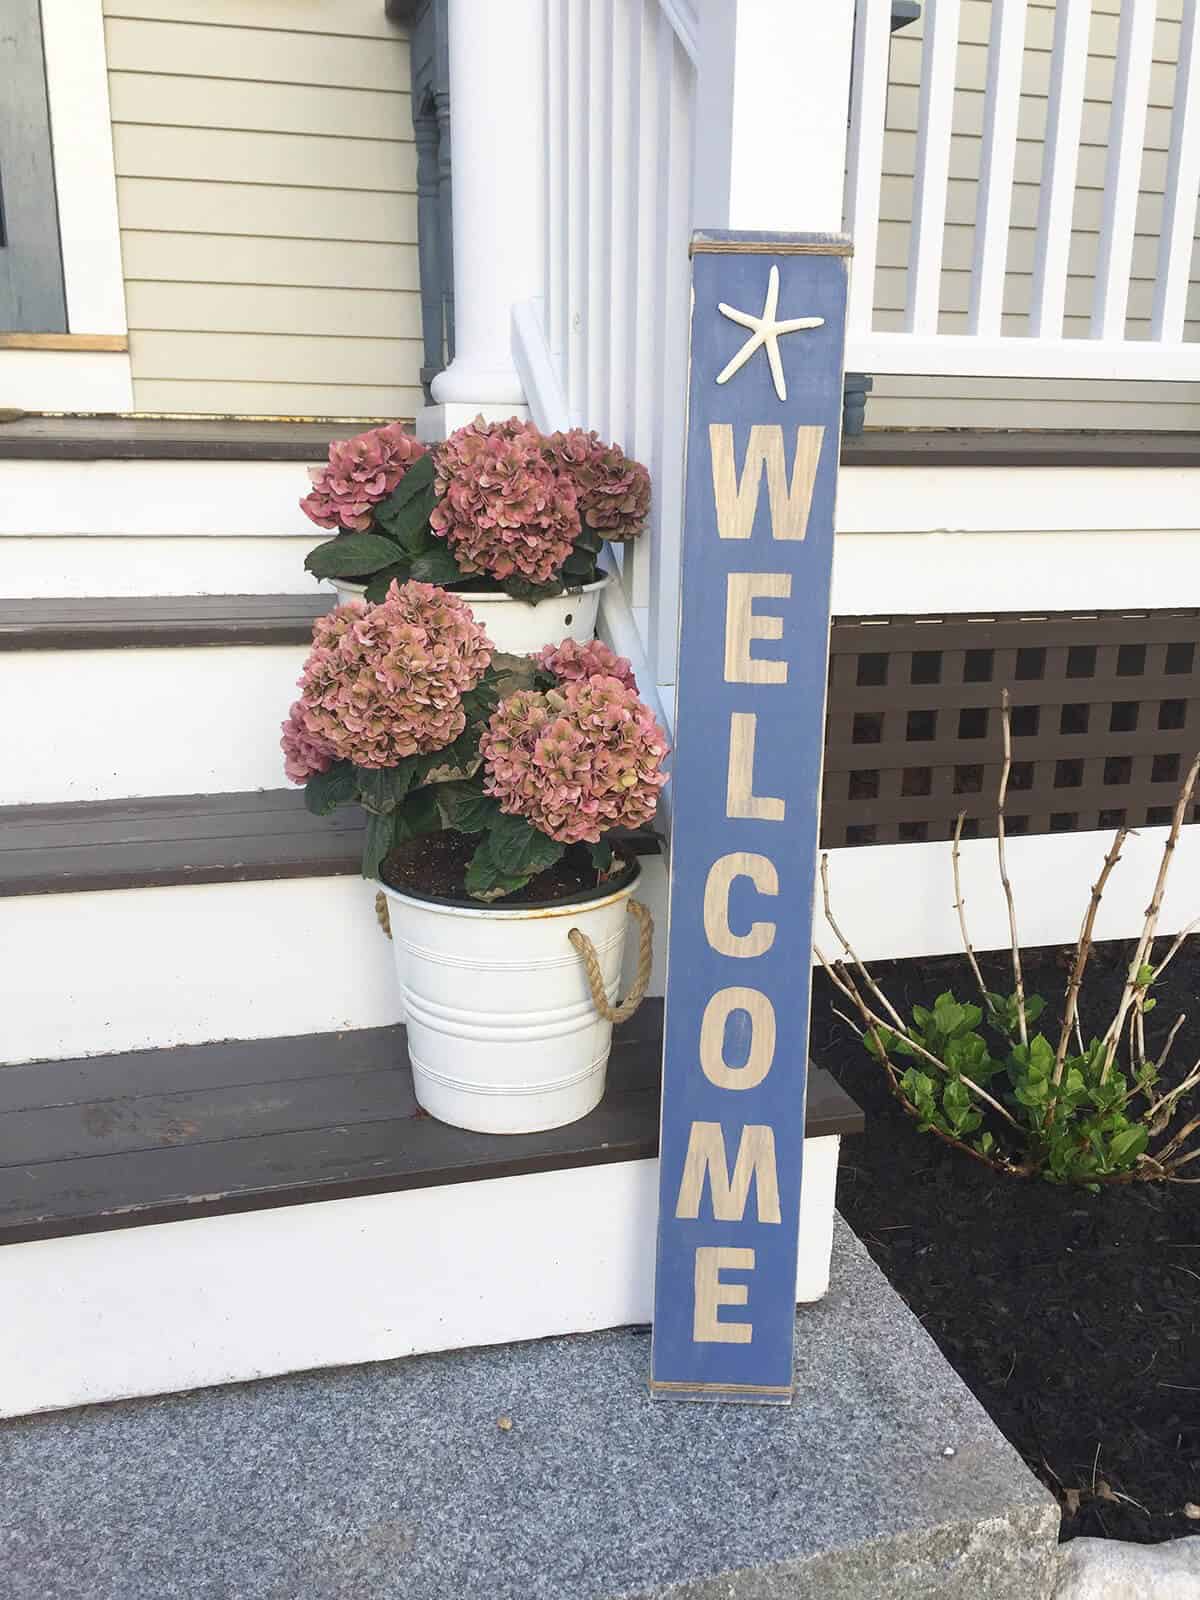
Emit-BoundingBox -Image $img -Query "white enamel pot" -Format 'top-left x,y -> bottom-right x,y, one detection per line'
378,861 -> 642,1134
329,575 -> 608,655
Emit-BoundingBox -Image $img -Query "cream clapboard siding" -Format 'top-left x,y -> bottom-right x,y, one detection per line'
101,0 -> 422,419
869,0 -> 1200,428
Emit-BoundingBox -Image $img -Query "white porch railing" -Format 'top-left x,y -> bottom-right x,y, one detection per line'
514,0 -> 698,709
844,0 -> 1200,380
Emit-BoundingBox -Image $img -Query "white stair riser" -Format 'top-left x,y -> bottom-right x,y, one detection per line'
0,459 -> 317,537
0,1139 -> 839,1417
0,537 -> 321,597
0,458 -> 323,597
1,858 -> 670,1063
6,644 -> 311,802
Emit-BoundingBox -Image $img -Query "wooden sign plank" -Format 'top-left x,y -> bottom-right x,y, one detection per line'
650,231 -> 849,1404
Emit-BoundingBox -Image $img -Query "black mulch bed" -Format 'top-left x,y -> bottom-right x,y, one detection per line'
811,938 -> 1200,1546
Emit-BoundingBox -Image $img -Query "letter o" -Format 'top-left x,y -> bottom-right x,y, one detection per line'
703,852 -> 779,958
699,987 -> 776,1090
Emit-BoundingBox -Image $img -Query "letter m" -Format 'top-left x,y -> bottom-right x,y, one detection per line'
709,424 -> 824,541
674,1122 -> 782,1224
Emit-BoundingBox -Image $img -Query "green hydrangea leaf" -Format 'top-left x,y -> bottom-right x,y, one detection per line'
304,533 -> 404,579
303,760 -> 357,816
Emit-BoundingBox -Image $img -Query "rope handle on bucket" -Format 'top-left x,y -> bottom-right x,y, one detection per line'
569,900 -> 654,1025
375,889 -> 654,1027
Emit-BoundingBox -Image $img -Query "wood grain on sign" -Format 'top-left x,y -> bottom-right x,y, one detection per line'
651,231 -> 849,1404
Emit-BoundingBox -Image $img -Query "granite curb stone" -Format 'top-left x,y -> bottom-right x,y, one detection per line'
0,1218 -> 1058,1599
1054,1536 -> 1200,1600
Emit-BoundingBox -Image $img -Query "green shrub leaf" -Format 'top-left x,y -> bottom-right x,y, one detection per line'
354,762 -> 415,815
436,781 -> 501,834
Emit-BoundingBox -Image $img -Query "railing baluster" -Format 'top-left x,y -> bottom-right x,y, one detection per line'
1092,0 -> 1155,341
968,0 -> 1027,337
609,0 -> 639,444
565,0 -> 588,422
1153,0 -> 1200,344
844,0 -> 892,337
631,0 -> 661,476
906,0 -> 960,335
545,0 -> 566,380
646,11 -> 690,678
586,0 -> 613,434
1030,0 -> 1089,339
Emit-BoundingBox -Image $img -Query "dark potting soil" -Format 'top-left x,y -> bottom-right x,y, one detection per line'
380,829 -> 627,906
811,939 -> 1200,1545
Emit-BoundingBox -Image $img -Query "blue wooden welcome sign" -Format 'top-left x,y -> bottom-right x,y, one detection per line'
650,232 -> 849,1404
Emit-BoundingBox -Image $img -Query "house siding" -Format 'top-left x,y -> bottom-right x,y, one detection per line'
101,0 -> 422,419
869,0 -> 1200,429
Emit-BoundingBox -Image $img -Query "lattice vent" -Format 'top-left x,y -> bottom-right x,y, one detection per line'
821,610 -> 1200,848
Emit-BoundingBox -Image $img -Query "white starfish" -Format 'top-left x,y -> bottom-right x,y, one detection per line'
716,264 -> 824,402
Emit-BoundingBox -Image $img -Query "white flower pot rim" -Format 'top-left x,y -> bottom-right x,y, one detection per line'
378,855 -> 640,918
331,574 -> 609,601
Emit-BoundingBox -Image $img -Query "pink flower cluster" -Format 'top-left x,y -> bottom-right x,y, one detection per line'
535,637 -> 638,693
281,702 -> 338,784
546,428 -> 651,542
300,423 -> 427,531
284,581 -> 493,773
481,675 -> 669,845
429,417 -> 579,586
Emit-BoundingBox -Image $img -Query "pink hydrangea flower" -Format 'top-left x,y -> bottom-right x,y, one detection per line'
545,428 -> 650,542
535,638 -> 638,693
287,582 -> 493,772
281,701 -> 338,784
300,423 -> 427,531
480,675 -> 669,845
430,416 -> 580,586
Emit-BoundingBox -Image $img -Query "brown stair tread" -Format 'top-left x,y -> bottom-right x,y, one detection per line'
0,416 -> 403,460
0,789 -> 365,895
7,415 -> 1194,467
0,999 -> 863,1244
0,790 -> 662,898
0,594 -> 332,650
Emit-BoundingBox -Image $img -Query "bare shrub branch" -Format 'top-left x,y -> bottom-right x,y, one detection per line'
996,690 -> 1027,1046
951,809 -> 990,1007
1052,825 -> 1128,1091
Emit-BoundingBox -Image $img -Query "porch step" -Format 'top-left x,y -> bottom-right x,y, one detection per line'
0,593 -> 329,650
3,596 -> 332,802
0,788 -> 668,1063
0,788 -> 361,895
0,415 -> 362,461
0,1216 -> 1059,1598
0,1004 -> 862,1417
0,1000 -> 862,1246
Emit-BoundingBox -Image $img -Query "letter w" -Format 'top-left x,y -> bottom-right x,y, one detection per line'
709,424 -> 824,541
675,1122 -> 782,1224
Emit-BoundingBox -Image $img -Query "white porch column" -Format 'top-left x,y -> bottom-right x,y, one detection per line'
421,0 -> 545,439
691,1 -> 855,233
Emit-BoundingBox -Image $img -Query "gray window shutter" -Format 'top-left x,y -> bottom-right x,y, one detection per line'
0,0 -> 68,333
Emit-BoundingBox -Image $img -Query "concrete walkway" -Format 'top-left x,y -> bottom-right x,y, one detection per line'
0,1220 -> 1058,1599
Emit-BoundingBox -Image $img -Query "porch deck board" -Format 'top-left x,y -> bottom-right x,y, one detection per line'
0,1001 -> 863,1246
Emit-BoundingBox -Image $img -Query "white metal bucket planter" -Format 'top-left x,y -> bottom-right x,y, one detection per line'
331,575 -> 608,656
376,861 -> 652,1134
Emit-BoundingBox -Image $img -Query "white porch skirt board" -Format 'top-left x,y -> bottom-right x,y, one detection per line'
0,1139 -> 841,1418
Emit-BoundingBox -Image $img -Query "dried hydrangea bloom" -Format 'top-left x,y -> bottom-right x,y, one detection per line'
300,423 -> 427,531
481,674 -> 669,845
280,701 -> 338,784
544,428 -> 650,542
430,416 -> 580,586
289,581 -> 493,771
535,637 -> 638,693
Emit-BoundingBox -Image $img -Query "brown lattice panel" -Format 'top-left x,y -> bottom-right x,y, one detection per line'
821,610 -> 1200,848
